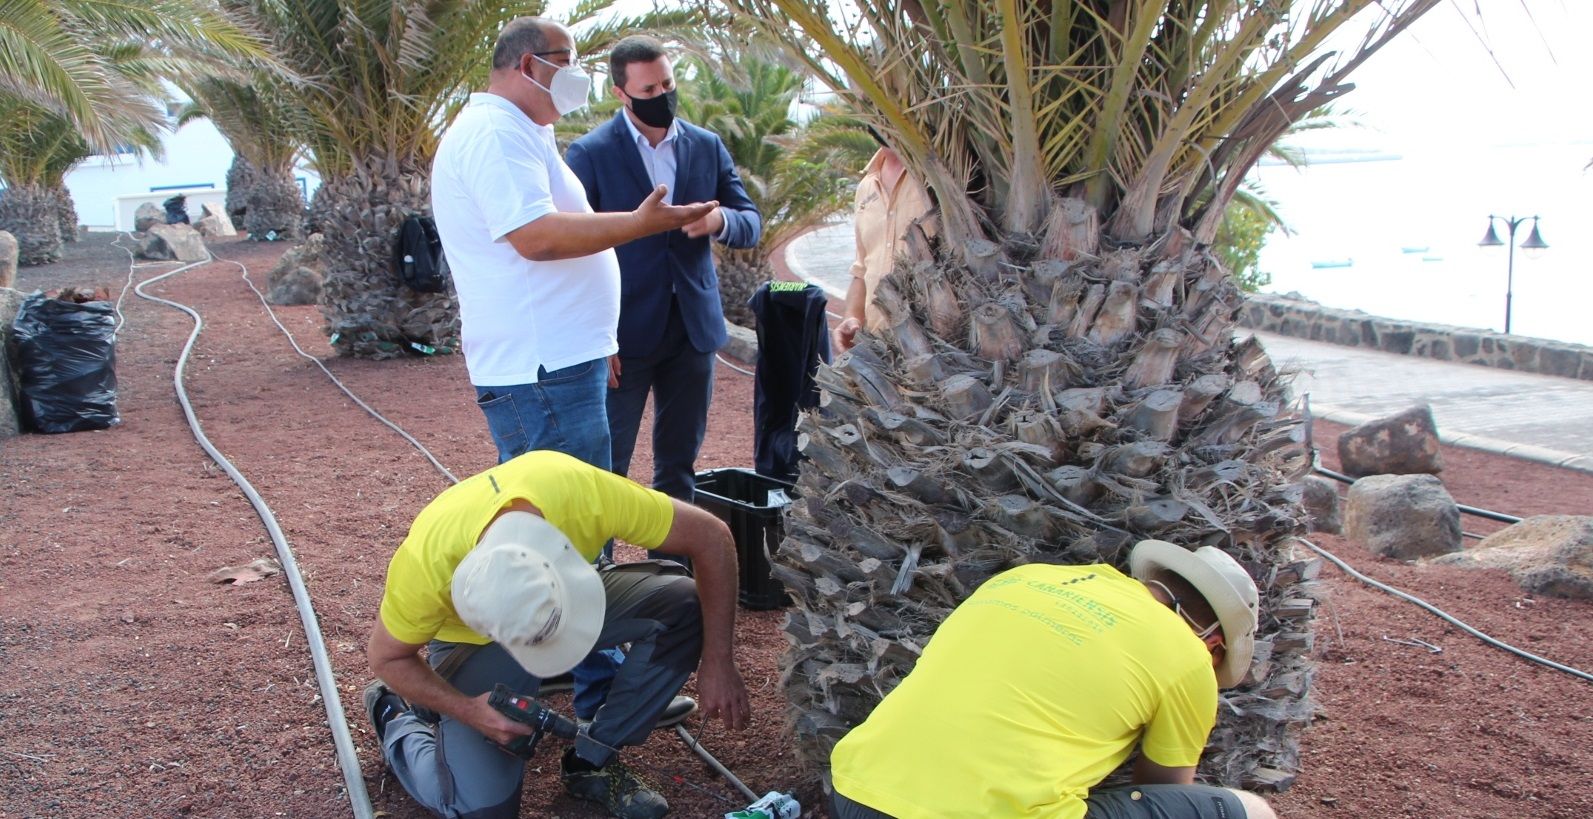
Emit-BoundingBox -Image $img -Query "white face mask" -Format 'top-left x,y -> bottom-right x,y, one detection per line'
523,53 -> 591,116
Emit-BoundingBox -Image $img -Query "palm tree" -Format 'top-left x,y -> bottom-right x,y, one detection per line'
220,0 -> 529,358
177,77 -> 305,240
0,95 -> 165,264
0,1 -> 269,263
678,56 -> 873,326
0,102 -> 83,265
0,0 -> 269,152
724,0 -> 1444,790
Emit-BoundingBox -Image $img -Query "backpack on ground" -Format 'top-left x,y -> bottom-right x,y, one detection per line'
394,213 -> 449,293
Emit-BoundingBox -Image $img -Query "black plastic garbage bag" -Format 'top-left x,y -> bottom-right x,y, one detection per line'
162,194 -> 190,225
13,292 -> 121,433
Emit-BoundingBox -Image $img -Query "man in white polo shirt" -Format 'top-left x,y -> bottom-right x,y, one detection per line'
431,15 -> 717,473
429,15 -> 719,733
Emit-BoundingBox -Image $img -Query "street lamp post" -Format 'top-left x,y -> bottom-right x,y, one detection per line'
1477,215 -> 1548,335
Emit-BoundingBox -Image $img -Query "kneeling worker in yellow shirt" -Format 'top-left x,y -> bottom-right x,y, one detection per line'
829,540 -> 1278,819
363,450 -> 750,819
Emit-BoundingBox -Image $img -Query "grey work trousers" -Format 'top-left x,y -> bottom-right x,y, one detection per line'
379,566 -> 702,819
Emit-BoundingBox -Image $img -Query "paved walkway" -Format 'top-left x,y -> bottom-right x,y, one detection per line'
787,220 -> 1593,473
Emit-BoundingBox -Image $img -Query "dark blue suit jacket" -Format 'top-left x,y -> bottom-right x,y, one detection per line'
566,113 -> 762,357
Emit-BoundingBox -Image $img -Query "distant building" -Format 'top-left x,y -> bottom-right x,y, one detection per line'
66,98 -> 319,232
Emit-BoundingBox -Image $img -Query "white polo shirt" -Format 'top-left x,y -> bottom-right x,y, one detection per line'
431,93 -> 620,386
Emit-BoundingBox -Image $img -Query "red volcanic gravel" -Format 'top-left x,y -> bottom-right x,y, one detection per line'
1,233 -> 1588,818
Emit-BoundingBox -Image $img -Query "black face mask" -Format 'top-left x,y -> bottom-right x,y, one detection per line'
627,88 -> 677,129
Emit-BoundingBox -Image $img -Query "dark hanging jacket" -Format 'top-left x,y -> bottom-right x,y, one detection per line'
748,282 -> 831,481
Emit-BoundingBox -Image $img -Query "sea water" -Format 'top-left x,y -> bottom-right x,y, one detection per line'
1251,140 -> 1593,347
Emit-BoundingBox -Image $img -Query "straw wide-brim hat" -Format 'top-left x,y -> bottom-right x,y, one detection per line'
452,511 -> 604,678
1129,539 -> 1260,688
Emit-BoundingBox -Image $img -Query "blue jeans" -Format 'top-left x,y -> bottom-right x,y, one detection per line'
474,357 -> 621,718
475,358 -> 612,470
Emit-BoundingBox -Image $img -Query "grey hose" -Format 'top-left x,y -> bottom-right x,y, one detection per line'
1298,538 -> 1592,684
716,353 -> 755,377
131,254 -> 377,819
675,725 -> 759,802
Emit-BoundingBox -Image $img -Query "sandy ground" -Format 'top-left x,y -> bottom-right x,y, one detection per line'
1,233 -> 1588,818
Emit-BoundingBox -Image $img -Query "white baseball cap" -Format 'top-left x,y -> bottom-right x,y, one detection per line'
452,511 -> 604,678
1129,539 -> 1260,688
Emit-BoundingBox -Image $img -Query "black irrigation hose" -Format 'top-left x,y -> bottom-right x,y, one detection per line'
124,245 -> 377,819
1313,463 -> 1523,525
1298,538 -> 1593,684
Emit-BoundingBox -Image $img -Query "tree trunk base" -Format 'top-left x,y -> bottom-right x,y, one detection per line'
315,166 -> 459,359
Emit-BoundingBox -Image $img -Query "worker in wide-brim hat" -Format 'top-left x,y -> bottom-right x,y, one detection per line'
828,540 -> 1277,819
363,449 -> 749,819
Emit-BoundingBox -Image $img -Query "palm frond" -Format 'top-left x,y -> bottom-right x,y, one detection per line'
175,74 -> 301,172
0,0 -> 273,151
227,0 -> 543,177
725,0 -> 1444,250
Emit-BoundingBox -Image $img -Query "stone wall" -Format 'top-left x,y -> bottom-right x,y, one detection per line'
1237,293 -> 1593,381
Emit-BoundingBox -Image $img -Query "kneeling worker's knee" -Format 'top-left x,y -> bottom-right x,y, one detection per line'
660,576 -> 701,625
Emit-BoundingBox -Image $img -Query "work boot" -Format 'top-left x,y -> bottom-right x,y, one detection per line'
655,695 -> 697,729
362,680 -> 407,743
561,748 -> 669,819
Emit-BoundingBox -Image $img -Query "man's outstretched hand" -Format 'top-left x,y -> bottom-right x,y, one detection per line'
634,185 -> 717,235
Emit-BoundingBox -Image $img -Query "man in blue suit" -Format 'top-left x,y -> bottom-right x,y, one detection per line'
567,35 -> 761,534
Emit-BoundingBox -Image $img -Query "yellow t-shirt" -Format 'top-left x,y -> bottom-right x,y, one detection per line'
377,450 -> 675,646
830,563 -> 1217,819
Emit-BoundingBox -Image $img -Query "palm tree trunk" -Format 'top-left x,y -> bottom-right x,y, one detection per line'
225,156 -> 256,230
244,168 -> 304,241
714,247 -> 766,329
779,200 -> 1313,787
306,183 -> 333,236
51,186 -> 78,243
315,161 -> 458,359
0,184 -> 65,266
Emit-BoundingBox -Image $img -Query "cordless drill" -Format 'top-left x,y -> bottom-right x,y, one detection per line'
487,683 -> 580,759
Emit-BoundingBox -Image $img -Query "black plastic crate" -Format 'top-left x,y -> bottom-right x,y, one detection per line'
694,468 -> 794,610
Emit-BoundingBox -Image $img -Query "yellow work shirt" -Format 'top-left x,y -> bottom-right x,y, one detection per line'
378,450 -> 675,646
830,563 -> 1218,819
850,149 -> 936,332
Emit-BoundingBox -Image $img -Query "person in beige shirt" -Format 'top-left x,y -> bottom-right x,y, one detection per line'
831,144 -> 935,353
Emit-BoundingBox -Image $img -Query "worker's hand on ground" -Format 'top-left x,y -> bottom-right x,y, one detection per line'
681,206 -> 725,239
694,656 -> 751,730
466,691 -> 535,746
607,354 -> 621,388
831,317 -> 862,354
634,185 -> 718,235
